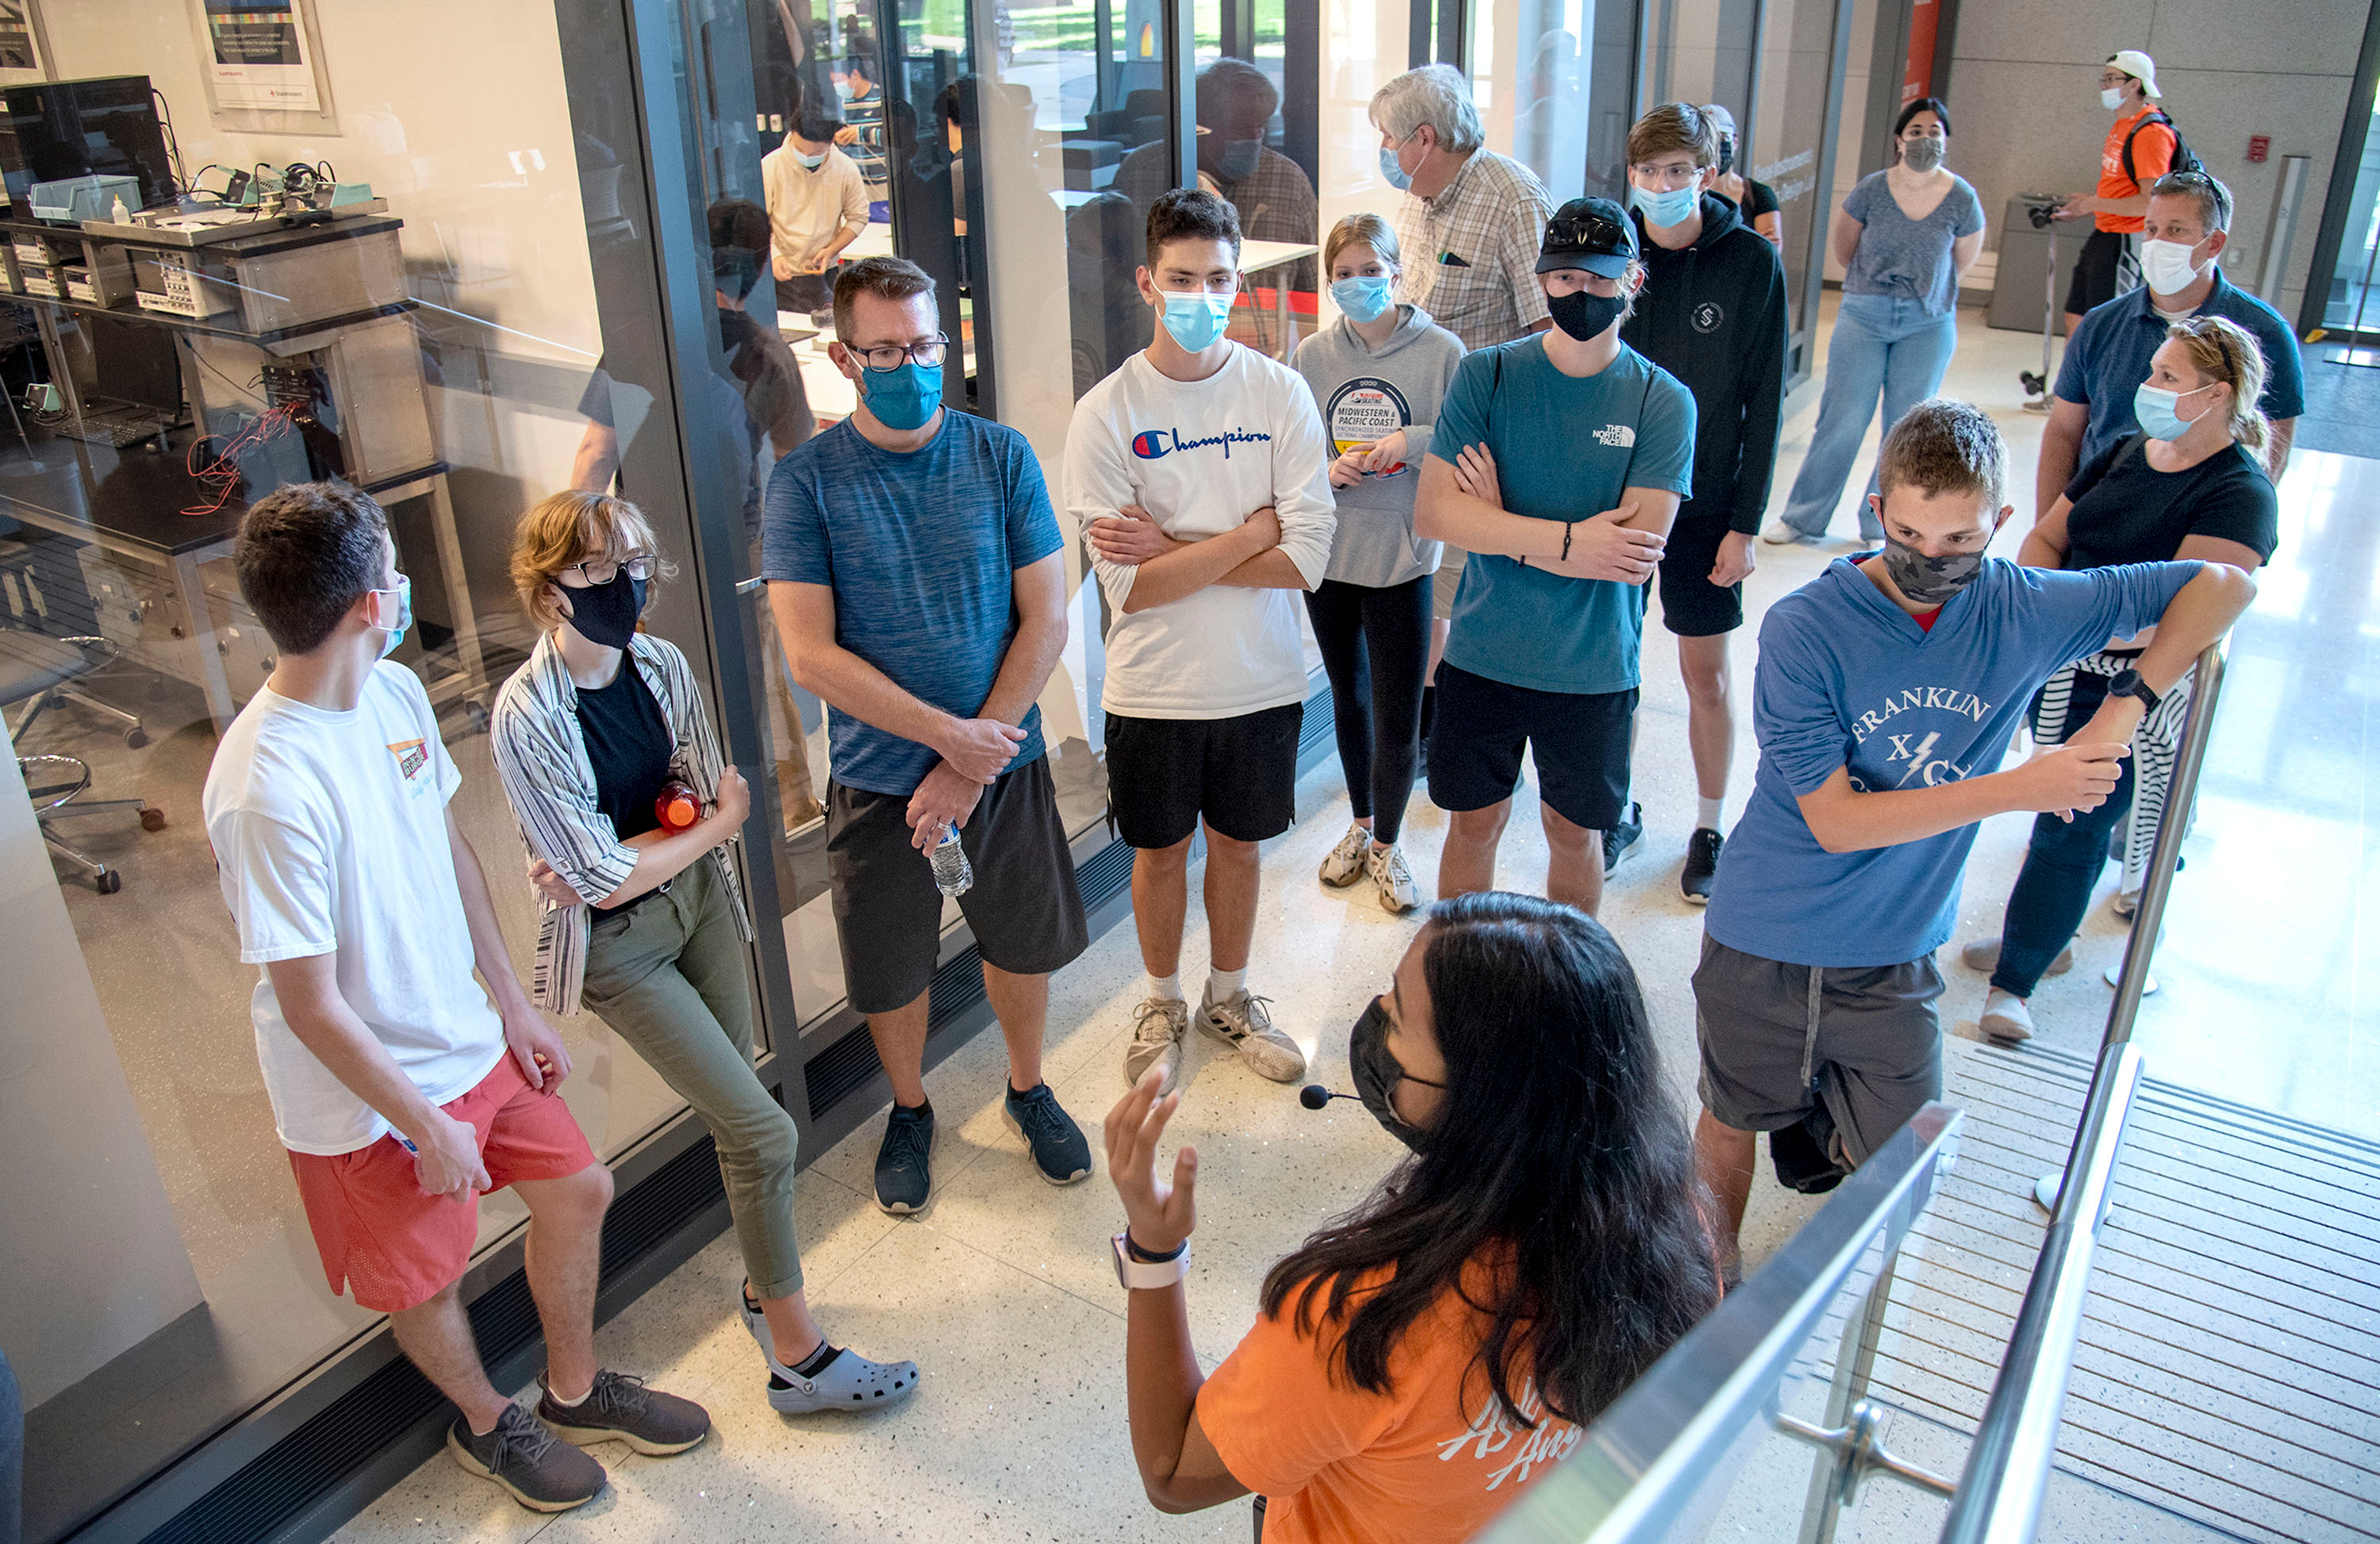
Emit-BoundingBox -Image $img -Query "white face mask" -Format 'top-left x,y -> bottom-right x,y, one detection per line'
2140,236 -> 2209,295
2102,86 -> 2126,110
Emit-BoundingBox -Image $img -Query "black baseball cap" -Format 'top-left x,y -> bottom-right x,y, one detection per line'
1536,197 -> 1636,277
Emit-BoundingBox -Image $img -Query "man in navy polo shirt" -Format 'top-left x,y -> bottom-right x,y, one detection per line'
2035,171 -> 2301,520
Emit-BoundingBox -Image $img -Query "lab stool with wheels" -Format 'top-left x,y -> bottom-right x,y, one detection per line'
2,628 -> 162,893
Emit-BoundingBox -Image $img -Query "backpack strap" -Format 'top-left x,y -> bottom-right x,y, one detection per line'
2120,109 -> 2175,188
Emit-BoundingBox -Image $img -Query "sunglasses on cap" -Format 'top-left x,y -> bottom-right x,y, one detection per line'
1545,208 -> 1631,254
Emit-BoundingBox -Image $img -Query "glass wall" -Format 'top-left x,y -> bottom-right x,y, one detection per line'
0,0 -> 724,1438
1749,0 -> 1852,379
1461,0 -> 1631,206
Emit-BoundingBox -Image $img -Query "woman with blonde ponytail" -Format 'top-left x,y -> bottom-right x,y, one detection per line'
1961,313 -> 2279,1044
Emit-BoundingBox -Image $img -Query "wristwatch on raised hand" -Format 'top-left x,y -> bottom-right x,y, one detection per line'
2107,667 -> 2161,712
1111,1231 -> 1192,1290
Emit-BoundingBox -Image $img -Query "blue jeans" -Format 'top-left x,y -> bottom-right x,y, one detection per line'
1781,294 -> 1960,538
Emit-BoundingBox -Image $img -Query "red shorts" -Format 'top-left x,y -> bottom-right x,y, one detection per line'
288,1053 -> 598,1312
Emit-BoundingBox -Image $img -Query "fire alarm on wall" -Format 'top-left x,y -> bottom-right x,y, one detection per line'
2248,135 -> 2271,163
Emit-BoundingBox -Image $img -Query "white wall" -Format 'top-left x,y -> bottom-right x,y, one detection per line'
0,755 -> 203,1408
1945,0 -> 2365,321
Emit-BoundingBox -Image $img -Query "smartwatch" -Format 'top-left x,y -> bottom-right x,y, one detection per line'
1111,1232 -> 1192,1291
2107,667 -> 2161,713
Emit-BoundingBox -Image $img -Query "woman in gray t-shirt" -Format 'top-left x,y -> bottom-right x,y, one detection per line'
1769,98 -> 1986,541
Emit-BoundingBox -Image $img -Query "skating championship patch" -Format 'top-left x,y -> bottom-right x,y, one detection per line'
1326,377 -> 1412,475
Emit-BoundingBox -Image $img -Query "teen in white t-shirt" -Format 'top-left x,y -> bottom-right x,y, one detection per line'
1065,189 -> 1335,1101
201,483 -> 707,1511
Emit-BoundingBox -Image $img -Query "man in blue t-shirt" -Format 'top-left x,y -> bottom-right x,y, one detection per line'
2035,171 -> 2301,520
1415,196 -> 1695,915
762,256 -> 1092,1216
1695,399 -> 2254,1284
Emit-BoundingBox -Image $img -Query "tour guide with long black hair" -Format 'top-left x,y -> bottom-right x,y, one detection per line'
1101,892 -> 1720,1543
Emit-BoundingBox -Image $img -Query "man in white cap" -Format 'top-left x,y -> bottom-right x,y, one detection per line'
2053,50 -> 2179,330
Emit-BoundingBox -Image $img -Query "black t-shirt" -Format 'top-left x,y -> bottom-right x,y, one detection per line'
2062,434 -> 2278,571
1745,177 -> 1780,221
574,661 -> 673,841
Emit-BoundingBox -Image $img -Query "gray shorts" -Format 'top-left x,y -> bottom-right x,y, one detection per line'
826,755 -> 1089,1016
1691,934 -> 1943,1168
1430,547 -> 1467,622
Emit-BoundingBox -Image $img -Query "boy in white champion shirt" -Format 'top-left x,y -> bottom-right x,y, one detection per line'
1065,188 -> 1338,1098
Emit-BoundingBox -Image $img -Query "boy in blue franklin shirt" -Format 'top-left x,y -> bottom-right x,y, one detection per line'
1695,400 -> 2254,1282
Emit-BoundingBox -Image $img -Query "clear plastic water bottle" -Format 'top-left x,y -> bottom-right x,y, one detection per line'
927,821 -> 973,898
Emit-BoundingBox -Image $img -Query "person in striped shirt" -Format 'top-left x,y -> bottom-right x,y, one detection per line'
490,490 -> 919,1417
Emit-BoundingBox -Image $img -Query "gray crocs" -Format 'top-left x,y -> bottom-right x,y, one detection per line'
766,1346 -> 919,1415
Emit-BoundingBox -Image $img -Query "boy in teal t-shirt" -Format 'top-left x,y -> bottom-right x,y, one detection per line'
1415,196 -> 1695,915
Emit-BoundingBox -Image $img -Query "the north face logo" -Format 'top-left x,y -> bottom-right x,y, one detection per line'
1691,302 -> 1724,333
1591,424 -> 1636,449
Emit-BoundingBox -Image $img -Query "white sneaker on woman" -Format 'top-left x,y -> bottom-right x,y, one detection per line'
1365,843 -> 1422,914
1319,822 -> 1369,888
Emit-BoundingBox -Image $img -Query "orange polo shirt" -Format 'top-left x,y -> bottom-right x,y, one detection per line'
2097,107 -> 2176,233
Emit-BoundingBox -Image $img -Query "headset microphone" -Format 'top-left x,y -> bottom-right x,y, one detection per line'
1299,1085 -> 1360,1110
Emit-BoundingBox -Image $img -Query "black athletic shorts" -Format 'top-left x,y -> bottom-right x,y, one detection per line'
826,754 -> 1088,1015
1426,662 -> 1635,831
1658,516 -> 1746,637
2065,228 -> 2136,319
1104,702 -> 1302,850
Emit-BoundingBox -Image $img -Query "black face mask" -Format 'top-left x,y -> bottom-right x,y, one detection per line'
1717,137 -> 1735,175
1547,286 -> 1627,342
1349,999 -> 1439,1152
564,571 -> 647,649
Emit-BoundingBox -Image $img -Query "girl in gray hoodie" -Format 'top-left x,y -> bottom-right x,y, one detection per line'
1292,213 -> 1466,914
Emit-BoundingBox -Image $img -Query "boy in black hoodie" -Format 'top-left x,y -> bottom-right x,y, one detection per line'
1619,102 -> 1789,902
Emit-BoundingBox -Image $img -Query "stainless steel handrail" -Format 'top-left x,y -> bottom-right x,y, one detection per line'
1474,1103 -> 1964,1544
1946,639 -> 2230,1542
1935,1043 -> 2143,1543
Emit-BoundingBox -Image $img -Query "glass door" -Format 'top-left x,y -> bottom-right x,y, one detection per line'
1749,0 -> 1856,383
2310,78 -> 2380,340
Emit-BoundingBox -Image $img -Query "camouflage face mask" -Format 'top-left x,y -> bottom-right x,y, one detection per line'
1881,535 -> 1985,606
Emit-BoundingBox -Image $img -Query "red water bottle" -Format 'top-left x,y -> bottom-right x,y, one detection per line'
654,778 -> 701,833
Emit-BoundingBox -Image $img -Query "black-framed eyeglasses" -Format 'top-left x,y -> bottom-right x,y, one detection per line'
1544,209 -> 1630,255
849,335 -> 950,371
557,553 -> 656,587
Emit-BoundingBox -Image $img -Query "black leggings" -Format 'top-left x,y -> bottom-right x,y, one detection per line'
1304,574 -> 1432,845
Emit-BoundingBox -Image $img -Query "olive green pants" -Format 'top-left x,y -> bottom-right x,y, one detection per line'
581,859 -> 803,1298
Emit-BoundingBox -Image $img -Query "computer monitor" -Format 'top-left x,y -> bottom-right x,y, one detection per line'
0,76 -> 175,211
81,316 -> 183,417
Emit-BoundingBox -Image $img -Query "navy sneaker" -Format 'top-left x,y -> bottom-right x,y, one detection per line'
1004,1082 -> 1092,1185
1603,801 -> 1645,877
873,1102 -> 935,1215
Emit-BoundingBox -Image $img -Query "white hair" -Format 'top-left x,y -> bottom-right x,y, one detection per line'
1370,64 -> 1484,156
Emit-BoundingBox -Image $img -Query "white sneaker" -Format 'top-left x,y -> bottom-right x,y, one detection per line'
2111,889 -> 2140,920
1365,843 -> 1422,913
1199,989 -> 1307,1082
1980,989 -> 2034,1043
1761,520 -> 1818,545
1319,822 -> 1369,888
1123,997 -> 1188,1096
2104,963 -> 2160,995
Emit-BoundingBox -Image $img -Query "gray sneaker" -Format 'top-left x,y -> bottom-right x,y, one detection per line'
1199,989 -> 1307,1082
1958,938 -> 2073,976
536,1369 -> 710,1456
446,1403 -> 606,1513
1125,996 -> 1188,1095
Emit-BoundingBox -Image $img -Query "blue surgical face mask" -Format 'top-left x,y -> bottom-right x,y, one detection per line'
1631,181 -> 1700,229
1160,289 -> 1234,352
860,357 -> 942,431
793,148 -> 827,171
1330,274 -> 1395,323
1380,136 -> 1415,192
374,574 -> 413,659
2133,380 -> 2213,442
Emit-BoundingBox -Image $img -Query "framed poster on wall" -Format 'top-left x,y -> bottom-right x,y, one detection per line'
0,0 -> 48,87
185,0 -> 338,134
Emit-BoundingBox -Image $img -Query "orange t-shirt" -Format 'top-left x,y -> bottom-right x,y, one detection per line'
1197,1266 -> 1586,1544
2096,107 -> 2175,233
